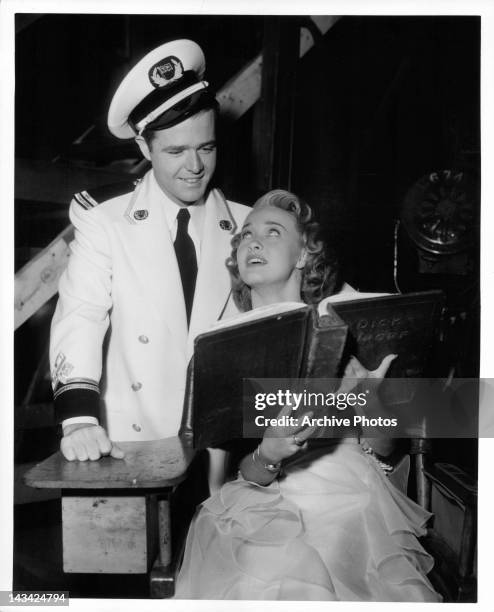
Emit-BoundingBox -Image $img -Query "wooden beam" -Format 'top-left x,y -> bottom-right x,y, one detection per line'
14,161 -> 135,329
217,16 -> 341,120
216,55 -> 263,120
14,225 -> 74,330
299,16 -> 342,56
252,17 -> 300,191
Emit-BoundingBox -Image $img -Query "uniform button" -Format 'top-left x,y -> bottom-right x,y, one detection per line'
138,335 -> 149,344
131,382 -> 142,391
132,424 -> 142,432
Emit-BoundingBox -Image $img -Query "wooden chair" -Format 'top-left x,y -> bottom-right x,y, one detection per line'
24,437 -> 196,598
419,456 -> 477,601
379,438 -> 477,602
24,436 -> 477,601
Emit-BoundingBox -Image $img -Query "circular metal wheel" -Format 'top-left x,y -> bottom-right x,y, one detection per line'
401,170 -> 478,256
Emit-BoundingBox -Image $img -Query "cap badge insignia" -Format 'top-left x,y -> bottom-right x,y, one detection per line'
149,56 -> 184,88
134,209 -> 149,221
219,219 -> 233,231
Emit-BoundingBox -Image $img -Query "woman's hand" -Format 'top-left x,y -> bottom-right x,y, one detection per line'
239,403 -> 317,485
259,403 -> 317,464
339,354 -> 398,459
337,354 -> 397,394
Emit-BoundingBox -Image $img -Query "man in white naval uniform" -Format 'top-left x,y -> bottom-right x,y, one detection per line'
50,40 -> 250,461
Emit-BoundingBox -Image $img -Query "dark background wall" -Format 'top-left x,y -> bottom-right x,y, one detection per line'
291,16 -> 479,293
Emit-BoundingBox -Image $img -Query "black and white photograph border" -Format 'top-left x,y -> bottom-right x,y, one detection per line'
1,0 -> 494,611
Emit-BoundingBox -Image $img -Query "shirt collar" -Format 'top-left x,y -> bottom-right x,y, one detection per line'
150,172 -> 206,237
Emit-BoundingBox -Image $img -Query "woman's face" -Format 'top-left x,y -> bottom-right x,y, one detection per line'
237,206 -> 305,291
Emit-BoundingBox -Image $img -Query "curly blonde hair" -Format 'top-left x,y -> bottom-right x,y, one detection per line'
226,189 -> 339,312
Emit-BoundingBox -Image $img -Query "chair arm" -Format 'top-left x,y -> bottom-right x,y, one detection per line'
23,436 -> 196,490
423,462 -> 477,507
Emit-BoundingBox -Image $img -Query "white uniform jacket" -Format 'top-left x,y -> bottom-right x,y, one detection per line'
50,170 -> 250,442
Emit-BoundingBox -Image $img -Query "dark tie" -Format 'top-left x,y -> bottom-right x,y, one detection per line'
174,208 -> 197,326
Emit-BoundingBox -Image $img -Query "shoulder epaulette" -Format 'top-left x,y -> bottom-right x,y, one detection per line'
73,179 -> 139,210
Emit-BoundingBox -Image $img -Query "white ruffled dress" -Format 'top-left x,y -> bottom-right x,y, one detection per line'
175,438 -> 442,601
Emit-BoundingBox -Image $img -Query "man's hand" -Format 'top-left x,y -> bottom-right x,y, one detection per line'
60,423 -> 125,461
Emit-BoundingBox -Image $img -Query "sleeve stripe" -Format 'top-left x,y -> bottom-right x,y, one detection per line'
54,380 -> 100,399
81,190 -> 100,208
74,192 -> 93,210
53,385 -> 101,423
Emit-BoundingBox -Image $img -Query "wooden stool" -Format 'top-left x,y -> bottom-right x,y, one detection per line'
24,436 -> 195,598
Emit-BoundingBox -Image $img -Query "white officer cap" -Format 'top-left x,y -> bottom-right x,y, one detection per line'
108,39 -> 215,139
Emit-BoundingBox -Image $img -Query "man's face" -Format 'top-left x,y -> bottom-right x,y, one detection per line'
136,109 -> 216,206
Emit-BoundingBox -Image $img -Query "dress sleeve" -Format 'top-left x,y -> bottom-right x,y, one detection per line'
49,199 -> 113,423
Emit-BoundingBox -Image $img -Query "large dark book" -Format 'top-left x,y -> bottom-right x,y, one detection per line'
181,302 -> 348,449
329,290 -> 445,378
182,290 -> 445,449
330,290 -> 445,407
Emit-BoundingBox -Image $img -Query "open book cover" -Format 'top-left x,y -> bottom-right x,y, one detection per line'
329,290 -> 445,377
182,302 -> 348,449
183,290 -> 445,449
